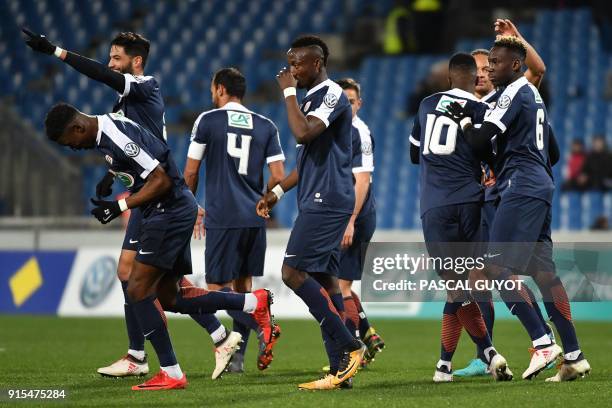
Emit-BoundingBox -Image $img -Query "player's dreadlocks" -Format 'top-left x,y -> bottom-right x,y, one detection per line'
291,35 -> 329,66
494,36 -> 527,61
336,78 -> 361,98
45,103 -> 78,141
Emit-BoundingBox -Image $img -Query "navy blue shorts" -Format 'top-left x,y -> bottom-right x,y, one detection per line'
421,202 -> 482,277
284,210 -> 351,275
480,199 -> 497,242
135,190 -> 198,274
205,227 -> 266,284
339,211 -> 376,281
487,193 -> 554,274
122,207 -> 143,251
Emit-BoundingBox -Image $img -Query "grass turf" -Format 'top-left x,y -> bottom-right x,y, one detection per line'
0,316 -> 610,407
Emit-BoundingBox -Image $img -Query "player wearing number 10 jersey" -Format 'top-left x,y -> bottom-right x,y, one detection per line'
410,53 -> 512,383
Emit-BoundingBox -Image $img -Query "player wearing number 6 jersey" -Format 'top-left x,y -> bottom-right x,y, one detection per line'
184,68 -> 285,373
446,37 -> 590,381
410,53 -> 512,383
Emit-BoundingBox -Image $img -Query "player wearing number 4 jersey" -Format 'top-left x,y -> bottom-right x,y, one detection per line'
185,68 -> 285,373
410,53 -> 512,383
446,36 -> 590,382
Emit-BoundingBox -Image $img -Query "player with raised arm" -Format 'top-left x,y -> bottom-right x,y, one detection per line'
409,53 -> 513,383
44,104 -> 274,391
335,78 -> 385,367
22,28 -> 236,378
183,68 -> 285,374
456,19 -> 555,377
256,35 -> 366,390
445,36 -> 590,381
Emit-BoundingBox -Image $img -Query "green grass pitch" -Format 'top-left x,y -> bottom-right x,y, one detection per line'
0,316 -> 610,407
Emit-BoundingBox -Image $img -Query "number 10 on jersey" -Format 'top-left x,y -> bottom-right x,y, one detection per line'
422,114 -> 457,155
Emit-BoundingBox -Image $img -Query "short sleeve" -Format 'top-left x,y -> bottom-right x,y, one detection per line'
409,114 -> 421,147
484,91 -> 523,134
352,126 -> 374,173
265,121 -> 285,163
187,113 -> 208,160
122,74 -> 157,101
104,119 -> 160,179
306,86 -> 347,127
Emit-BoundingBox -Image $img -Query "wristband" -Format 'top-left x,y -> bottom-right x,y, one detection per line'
283,87 -> 297,98
460,117 -> 472,129
118,198 -> 128,212
271,184 -> 285,200
54,47 -> 64,58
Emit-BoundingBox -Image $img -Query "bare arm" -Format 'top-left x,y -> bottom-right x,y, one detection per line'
495,19 -> 546,88
341,172 -> 371,249
125,166 -> 172,209
266,160 -> 285,191
183,158 -> 202,195
256,168 -> 298,218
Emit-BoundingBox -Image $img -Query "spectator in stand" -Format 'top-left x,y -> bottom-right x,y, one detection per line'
579,136 -> 612,191
406,60 -> 448,116
562,139 -> 587,191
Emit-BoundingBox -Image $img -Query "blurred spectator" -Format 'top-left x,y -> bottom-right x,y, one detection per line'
579,136 -> 612,191
384,0 -> 413,54
591,215 -> 609,231
562,139 -> 587,191
411,0 -> 447,53
406,60 -> 448,116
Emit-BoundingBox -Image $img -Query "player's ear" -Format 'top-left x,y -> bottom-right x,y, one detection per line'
132,55 -> 143,70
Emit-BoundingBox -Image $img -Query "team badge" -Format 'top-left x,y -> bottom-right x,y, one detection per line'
361,141 -> 373,155
124,142 -> 140,157
497,95 -> 511,109
323,93 -> 338,108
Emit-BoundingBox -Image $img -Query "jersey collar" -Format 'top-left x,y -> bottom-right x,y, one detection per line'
306,78 -> 333,97
220,101 -> 251,112
445,88 -> 479,101
479,89 -> 497,102
507,75 -> 529,89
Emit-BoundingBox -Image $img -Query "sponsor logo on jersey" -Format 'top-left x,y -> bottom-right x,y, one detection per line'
124,142 -> 140,157
228,111 -> 253,129
112,171 -> 135,188
435,96 -> 467,114
323,93 -> 338,108
497,95 -> 512,109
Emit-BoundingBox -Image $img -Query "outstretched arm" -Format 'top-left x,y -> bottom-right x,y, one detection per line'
23,27 -> 125,93
495,19 -> 546,88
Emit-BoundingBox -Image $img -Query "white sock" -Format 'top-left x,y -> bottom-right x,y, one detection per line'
161,363 -> 183,380
128,349 -> 145,361
483,346 -> 496,363
564,350 -> 581,361
243,293 -> 257,313
210,325 -> 227,344
436,359 -> 451,371
532,334 -> 552,348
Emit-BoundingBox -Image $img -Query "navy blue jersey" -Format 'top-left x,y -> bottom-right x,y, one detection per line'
97,113 -> 185,216
351,115 -> 376,218
112,74 -> 166,141
188,102 -> 285,228
483,76 -> 554,203
479,89 -> 502,202
410,88 -> 487,216
297,79 -> 355,213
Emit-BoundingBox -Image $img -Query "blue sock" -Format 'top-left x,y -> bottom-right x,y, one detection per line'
496,270 -> 547,341
321,326 -> 340,374
351,291 -> 371,338
473,291 -> 494,361
542,278 -> 580,353
294,277 -> 356,350
233,320 -> 251,356
524,285 -> 552,336
121,281 -> 145,351
130,295 -> 177,367
189,313 -> 222,335
175,286 -> 245,314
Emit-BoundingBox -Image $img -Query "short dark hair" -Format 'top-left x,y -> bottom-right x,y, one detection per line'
493,36 -> 527,61
290,35 -> 329,66
111,32 -> 151,68
448,52 -> 477,74
45,103 -> 78,141
212,67 -> 246,99
336,78 -> 361,98
471,48 -> 490,57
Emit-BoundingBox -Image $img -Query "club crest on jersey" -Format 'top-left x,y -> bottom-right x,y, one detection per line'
497,95 -> 512,109
124,142 -> 140,157
323,93 -> 338,108
361,141 -> 373,155
105,155 -> 113,165
112,171 -> 135,188
435,96 -> 467,114
228,111 -> 253,129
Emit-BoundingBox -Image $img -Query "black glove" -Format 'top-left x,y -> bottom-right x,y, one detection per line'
444,101 -> 472,124
90,198 -> 122,224
22,27 -> 57,55
96,172 -> 115,198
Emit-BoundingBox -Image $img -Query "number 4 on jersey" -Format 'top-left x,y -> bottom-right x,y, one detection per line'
227,132 -> 252,175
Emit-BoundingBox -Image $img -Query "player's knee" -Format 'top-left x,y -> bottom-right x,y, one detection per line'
126,281 -> 146,303
339,279 -> 353,297
281,264 -> 303,289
